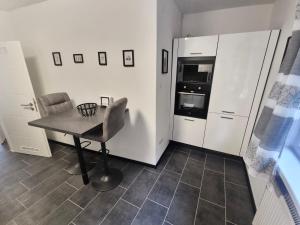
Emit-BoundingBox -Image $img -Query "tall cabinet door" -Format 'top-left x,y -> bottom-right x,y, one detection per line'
208,31 -> 271,117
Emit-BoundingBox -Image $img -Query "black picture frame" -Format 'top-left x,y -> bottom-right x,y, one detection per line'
162,49 -> 168,74
98,52 -> 107,66
73,54 -> 84,63
52,52 -> 62,66
100,96 -> 110,108
123,50 -> 134,67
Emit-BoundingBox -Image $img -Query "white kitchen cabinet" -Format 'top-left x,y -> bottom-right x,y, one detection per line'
203,113 -> 248,155
178,35 -> 218,57
208,31 -> 271,117
173,115 -> 206,147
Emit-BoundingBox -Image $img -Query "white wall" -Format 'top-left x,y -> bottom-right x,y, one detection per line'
0,10 -> 15,143
156,0 -> 182,162
0,10 -> 15,41
10,0 -> 158,165
182,4 -> 273,37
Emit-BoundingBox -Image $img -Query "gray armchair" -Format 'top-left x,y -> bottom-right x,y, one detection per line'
83,97 -> 128,191
37,92 -> 94,175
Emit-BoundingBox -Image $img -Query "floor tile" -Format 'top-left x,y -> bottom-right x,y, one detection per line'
163,222 -> 172,225
120,162 -> 144,188
74,186 -> 125,225
15,183 -> 76,225
181,158 -> 204,188
101,199 -> 138,225
66,175 -> 85,190
18,170 -> 71,208
24,150 -> 67,175
148,170 -> 180,207
69,184 -> 98,208
0,193 -> 25,225
206,154 -> 224,173
49,141 -> 65,152
195,199 -> 225,225
166,182 -> 199,225
40,200 -> 82,225
165,151 -> 188,174
146,150 -> 172,173
226,182 -> 254,225
108,157 -> 128,170
0,160 -> 28,179
201,170 -> 225,206
21,159 -> 68,189
3,182 -> 28,200
174,145 -> 191,154
123,169 -> 158,207
0,169 -> 30,190
132,199 -> 167,225
189,149 -> 206,163
16,153 -> 44,165
225,159 -> 248,186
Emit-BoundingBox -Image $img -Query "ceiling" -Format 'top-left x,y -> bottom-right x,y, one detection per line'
174,0 -> 276,14
0,0 -> 276,12
0,0 -> 47,11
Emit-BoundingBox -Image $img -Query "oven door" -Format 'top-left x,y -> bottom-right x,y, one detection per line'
175,92 -> 208,119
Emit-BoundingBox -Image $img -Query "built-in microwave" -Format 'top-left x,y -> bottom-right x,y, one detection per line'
177,57 -> 215,84
174,57 -> 215,119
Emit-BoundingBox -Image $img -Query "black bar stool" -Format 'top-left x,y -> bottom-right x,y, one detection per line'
82,98 -> 128,191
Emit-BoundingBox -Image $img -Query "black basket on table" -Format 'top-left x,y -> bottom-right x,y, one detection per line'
77,103 -> 97,117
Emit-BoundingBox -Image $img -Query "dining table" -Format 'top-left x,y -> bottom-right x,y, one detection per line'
28,106 -> 108,185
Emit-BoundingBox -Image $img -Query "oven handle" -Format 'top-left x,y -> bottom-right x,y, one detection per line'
178,92 -> 205,96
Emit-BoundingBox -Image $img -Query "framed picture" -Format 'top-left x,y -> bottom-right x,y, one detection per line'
52,52 -> 62,66
162,49 -> 168,74
123,50 -> 134,67
73,54 -> 84,63
98,52 -> 107,66
100,96 -> 110,108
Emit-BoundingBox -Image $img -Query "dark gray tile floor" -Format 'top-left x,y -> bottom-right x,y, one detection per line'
0,142 -> 254,225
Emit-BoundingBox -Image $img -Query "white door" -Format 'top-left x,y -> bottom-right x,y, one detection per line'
0,41 -> 51,157
203,113 -> 248,155
208,31 -> 271,117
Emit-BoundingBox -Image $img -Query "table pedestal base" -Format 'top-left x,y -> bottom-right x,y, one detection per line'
91,168 -> 123,192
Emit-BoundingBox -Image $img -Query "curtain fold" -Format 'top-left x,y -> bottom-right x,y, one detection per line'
244,0 -> 300,180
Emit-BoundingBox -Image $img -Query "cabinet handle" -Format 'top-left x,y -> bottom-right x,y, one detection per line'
184,118 -> 195,122
222,111 -> 235,114
221,116 -> 234,120
190,52 -> 203,55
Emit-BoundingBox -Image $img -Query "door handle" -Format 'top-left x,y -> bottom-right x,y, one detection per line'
184,118 -> 195,122
221,116 -> 233,120
21,103 -> 33,107
222,111 -> 235,114
190,52 -> 203,55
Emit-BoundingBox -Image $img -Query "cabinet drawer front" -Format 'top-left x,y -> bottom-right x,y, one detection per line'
203,113 -> 248,155
178,35 -> 218,57
173,115 -> 206,147
208,31 -> 270,116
